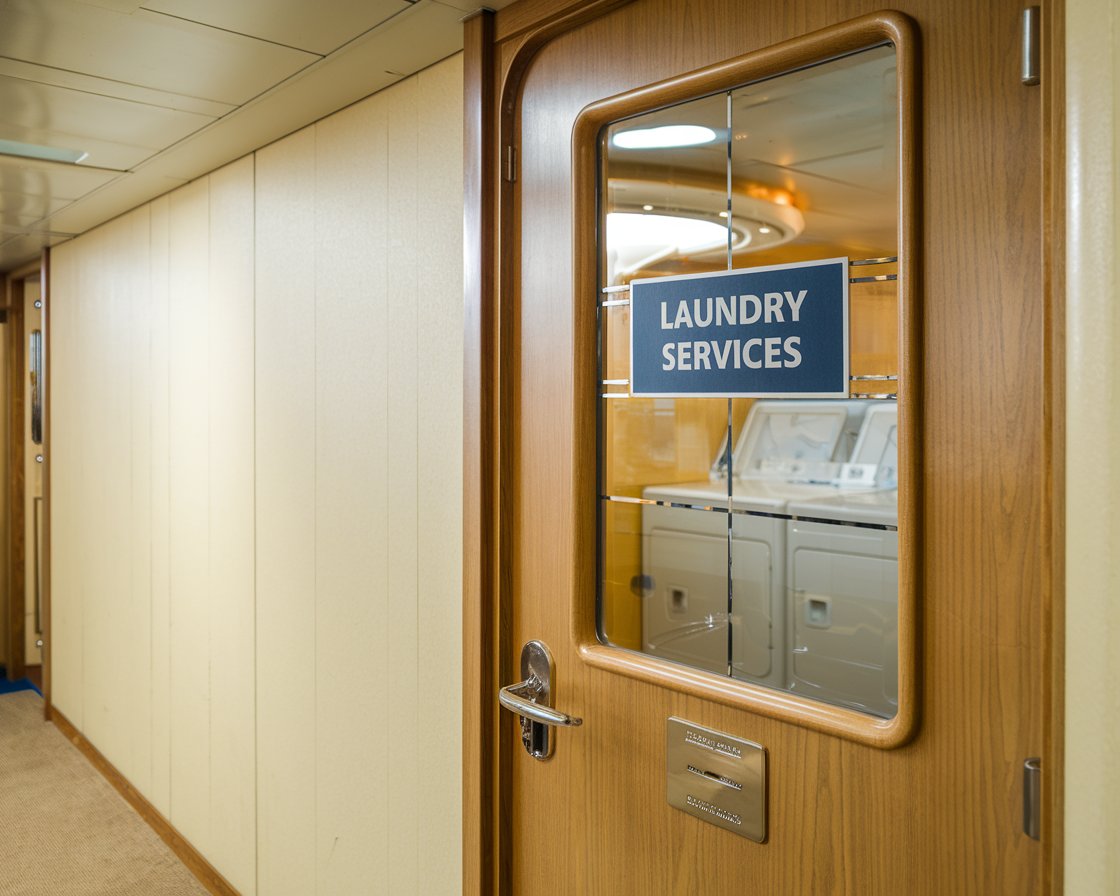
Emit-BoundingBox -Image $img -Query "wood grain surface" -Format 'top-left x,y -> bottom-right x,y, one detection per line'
571,11 -> 921,749
466,0 -> 1060,891
6,277 -> 26,682
40,249 -> 51,721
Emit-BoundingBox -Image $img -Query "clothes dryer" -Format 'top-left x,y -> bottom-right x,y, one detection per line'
784,402 -> 899,717
641,400 -> 869,687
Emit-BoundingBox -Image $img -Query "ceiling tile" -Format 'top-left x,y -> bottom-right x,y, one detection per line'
73,0 -> 146,11
0,57 -> 234,118
0,155 -> 120,201
141,0 -> 411,56
0,231 -> 69,271
0,0 -> 320,105
346,2 -> 465,81
0,75 -> 216,170
134,1 -> 465,183
431,0 -> 517,12
39,169 -> 187,234
0,189 -> 72,230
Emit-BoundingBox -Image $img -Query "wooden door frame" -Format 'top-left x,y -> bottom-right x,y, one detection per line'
40,248 -> 51,720
1,252 -> 50,717
1041,2 -> 1065,886
462,5 -> 636,892
463,0 -> 1067,890
4,269 -> 23,682
4,258 -> 31,684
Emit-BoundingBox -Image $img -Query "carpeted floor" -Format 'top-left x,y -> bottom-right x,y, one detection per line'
0,691 -> 210,896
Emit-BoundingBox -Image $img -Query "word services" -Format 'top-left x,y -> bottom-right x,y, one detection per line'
629,258 -> 849,398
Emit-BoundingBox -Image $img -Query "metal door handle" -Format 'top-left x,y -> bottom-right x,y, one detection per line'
498,679 -> 583,727
498,640 -> 582,760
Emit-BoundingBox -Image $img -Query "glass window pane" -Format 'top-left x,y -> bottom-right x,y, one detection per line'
597,44 -> 902,720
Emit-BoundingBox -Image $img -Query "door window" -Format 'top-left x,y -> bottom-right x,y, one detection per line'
596,44 -> 907,720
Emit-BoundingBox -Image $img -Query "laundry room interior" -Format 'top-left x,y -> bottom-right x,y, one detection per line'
597,44 -> 902,719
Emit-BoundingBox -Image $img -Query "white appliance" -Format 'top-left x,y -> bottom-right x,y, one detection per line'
784,402 -> 899,717
640,400 -> 869,688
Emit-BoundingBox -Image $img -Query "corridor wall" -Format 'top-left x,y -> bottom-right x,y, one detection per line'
49,56 -> 463,895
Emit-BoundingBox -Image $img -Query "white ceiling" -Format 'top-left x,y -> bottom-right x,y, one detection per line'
0,0 -> 512,273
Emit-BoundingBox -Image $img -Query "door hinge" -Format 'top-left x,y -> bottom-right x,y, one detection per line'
1021,7 -> 1040,86
504,145 -> 517,183
1023,757 -> 1041,839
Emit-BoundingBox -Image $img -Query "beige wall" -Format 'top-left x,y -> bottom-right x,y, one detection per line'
1066,0 -> 1120,893
49,56 -> 463,895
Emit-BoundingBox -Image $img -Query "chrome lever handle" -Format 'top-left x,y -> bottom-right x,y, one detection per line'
498,679 -> 583,727
498,640 -> 582,760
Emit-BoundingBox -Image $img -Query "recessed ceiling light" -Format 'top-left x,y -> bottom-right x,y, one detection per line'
605,178 -> 804,281
0,139 -> 88,165
642,204 -> 654,211
612,125 -> 717,149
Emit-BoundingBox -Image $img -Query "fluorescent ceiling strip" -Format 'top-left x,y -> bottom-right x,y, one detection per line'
0,139 -> 88,165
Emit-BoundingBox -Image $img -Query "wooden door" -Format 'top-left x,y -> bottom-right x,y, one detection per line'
464,0 -> 1062,892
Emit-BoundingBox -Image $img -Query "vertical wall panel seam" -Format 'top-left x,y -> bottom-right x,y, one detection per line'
80,242 -> 87,731
250,152 -> 260,896
148,210 -> 155,798
383,110 -> 392,883
164,207 -> 172,824
412,94 -> 422,885
205,174 -> 215,853
312,124 -> 320,896
165,207 -> 173,824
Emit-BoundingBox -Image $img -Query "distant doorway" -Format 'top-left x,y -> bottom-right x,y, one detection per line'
2,254 -> 48,712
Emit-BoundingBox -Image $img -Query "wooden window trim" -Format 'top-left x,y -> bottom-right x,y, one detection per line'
568,11 -> 923,749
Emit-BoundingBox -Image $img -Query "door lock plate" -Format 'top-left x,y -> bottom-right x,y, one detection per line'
666,717 -> 767,842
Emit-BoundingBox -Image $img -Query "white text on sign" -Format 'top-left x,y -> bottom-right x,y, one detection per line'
659,291 -> 809,371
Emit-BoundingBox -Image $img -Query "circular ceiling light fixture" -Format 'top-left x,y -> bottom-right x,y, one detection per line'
611,125 -> 718,149
606,212 -> 733,278
605,179 -> 805,281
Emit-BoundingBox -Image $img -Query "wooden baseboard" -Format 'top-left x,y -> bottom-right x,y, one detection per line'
50,709 -> 240,896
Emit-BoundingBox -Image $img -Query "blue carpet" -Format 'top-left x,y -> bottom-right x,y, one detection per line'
0,676 -> 40,696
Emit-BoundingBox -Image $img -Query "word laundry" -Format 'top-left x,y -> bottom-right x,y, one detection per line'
658,290 -> 809,371
659,290 -> 808,330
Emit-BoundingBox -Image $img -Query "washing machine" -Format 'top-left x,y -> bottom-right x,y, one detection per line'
784,402 -> 899,717
640,400 -> 869,687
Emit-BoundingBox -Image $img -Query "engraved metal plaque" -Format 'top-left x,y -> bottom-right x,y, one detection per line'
666,717 -> 767,842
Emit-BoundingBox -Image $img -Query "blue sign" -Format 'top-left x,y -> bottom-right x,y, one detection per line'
629,258 -> 849,398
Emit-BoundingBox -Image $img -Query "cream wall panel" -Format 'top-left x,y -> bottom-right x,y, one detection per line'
48,54 -> 467,896
80,210 -> 149,784
1067,0 -> 1120,891
206,157 -> 257,896
312,98 -> 392,891
47,238 -> 83,725
384,74 -> 423,893
167,177 -> 213,852
149,194 -> 173,818
415,58 -> 465,892
73,224 -> 114,749
254,126 -> 318,896
123,206 -> 154,795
